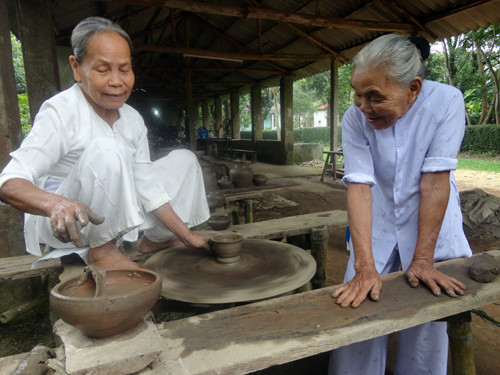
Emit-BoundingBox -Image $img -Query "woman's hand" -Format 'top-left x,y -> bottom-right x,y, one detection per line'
49,197 -> 104,247
332,265 -> 382,308
181,231 -> 211,251
406,259 -> 466,297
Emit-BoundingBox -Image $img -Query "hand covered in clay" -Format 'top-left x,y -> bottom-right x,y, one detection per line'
49,197 -> 104,247
181,231 -> 211,251
406,259 -> 467,297
331,265 -> 382,308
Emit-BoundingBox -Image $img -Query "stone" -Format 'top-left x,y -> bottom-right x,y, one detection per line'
53,316 -> 164,375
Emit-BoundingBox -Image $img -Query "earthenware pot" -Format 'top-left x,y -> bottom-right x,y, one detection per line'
217,176 -> 233,189
253,173 -> 268,186
209,234 -> 243,264
208,214 -> 231,230
50,267 -> 162,338
206,192 -> 225,210
229,163 -> 254,188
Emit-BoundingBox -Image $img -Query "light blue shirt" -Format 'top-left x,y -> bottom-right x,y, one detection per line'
342,80 -> 472,271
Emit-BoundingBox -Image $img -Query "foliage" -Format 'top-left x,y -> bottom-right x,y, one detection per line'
17,93 -> 32,136
11,33 -> 26,95
460,124 -> 500,154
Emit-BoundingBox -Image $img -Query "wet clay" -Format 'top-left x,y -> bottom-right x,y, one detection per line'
469,252 -> 500,283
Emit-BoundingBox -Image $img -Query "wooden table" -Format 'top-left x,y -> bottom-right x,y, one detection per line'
321,150 -> 344,182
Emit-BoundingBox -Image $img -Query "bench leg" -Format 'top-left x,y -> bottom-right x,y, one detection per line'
447,312 -> 476,375
243,199 -> 253,223
310,225 -> 328,288
320,154 -> 331,182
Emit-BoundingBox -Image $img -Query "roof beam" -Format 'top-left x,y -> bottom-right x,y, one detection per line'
134,44 -> 335,60
106,0 -> 417,32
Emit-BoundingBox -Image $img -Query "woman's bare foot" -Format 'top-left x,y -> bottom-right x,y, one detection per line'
138,236 -> 182,254
88,242 -> 139,269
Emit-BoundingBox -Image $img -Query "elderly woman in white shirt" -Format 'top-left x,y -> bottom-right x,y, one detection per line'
329,34 -> 472,375
0,17 -> 210,269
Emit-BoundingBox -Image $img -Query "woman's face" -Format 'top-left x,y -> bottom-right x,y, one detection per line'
70,30 -> 134,117
352,65 -> 422,130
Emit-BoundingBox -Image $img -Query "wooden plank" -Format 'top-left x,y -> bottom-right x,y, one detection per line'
198,210 -> 348,239
152,250 -> 500,375
0,255 -> 61,281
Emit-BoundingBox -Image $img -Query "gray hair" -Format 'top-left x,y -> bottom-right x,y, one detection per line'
71,17 -> 132,63
353,34 -> 427,87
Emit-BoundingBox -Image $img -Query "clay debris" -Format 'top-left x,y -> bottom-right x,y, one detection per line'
460,189 -> 500,237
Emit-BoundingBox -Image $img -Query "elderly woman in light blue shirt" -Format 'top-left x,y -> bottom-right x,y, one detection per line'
329,34 -> 472,375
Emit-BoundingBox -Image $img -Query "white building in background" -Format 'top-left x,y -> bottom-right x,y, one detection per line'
313,104 -> 327,127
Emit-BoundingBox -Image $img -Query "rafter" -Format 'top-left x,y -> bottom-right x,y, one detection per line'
106,0 -> 417,32
134,44 -> 335,60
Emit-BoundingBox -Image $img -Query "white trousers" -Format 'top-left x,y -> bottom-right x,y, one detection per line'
33,138 -> 209,264
328,248 -> 449,375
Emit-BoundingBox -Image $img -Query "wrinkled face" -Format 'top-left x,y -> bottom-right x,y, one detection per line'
70,31 -> 134,116
352,65 -> 421,130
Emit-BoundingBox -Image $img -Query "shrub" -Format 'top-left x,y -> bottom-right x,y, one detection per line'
461,125 -> 500,155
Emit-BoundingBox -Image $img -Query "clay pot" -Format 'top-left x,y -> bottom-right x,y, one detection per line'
217,176 -> 233,189
208,215 -> 231,230
50,267 -> 161,338
209,234 -> 243,264
229,163 -> 254,188
206,192 -> 225,211
253,174 -> 268,186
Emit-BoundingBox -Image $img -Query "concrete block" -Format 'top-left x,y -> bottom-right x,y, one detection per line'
53,316 -> 164,375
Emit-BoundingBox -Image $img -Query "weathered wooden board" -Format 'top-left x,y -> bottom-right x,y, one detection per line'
198,209 -> 348,239
0,254 -> 61,281
151,251 -> 500,375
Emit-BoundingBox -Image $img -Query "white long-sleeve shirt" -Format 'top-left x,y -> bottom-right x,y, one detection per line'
342,79 -> 472,271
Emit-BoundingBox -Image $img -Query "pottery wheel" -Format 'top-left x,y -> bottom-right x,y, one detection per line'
143,239 -> 316,304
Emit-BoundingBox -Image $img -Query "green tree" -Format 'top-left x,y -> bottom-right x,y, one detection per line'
11,32 -> 26,94
11,32 -> 32,135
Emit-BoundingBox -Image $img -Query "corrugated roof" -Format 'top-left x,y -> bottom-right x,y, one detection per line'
7,0 -> 500,106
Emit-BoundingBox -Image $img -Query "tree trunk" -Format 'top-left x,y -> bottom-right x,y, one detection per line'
473,36 -> 489,124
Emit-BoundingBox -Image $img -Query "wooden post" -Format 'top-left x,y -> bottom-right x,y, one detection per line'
280,75 -> 294,165
230,90 -> 240,139
447,312 -> 476,375
202,101 -> 209,129
215,97 -> 223,137
251,85 -> 263,142
330,59 -> 340,151
310,225 -> 329,288
16,0 -> 60,120
0,0 -> 26,257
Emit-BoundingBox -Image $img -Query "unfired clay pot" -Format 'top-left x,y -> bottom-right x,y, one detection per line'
206,192 -> 225,211
208,214 -> 231,230
209,234 -> 243,264
217,176 -> 233,189
229,163 -> 254,188
50,267 -> 161,338
253,174 -> 268,186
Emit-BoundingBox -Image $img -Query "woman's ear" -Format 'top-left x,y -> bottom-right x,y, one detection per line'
409,76 -> 423,103
69,55 -> 81,83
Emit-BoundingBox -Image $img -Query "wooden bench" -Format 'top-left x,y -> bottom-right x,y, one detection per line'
14,251 -> 494,375
230,149 -> 257,163
321,150 -> 344,182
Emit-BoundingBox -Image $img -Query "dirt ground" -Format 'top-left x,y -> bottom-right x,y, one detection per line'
0,166 -> 498,374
